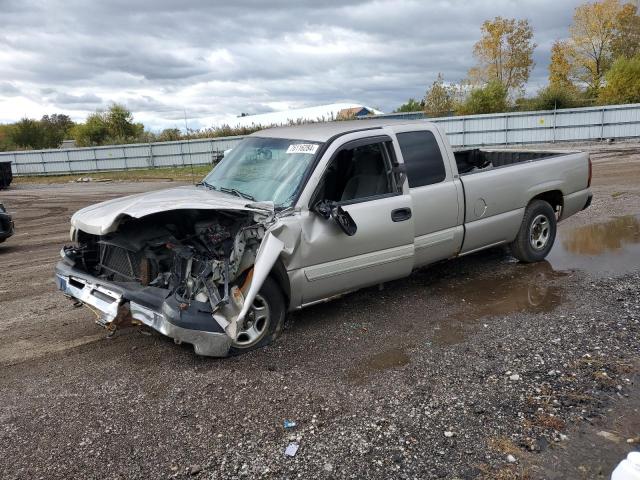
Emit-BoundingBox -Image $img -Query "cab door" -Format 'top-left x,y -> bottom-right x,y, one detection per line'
388,125 -> 464,268
294,134 -> 415,305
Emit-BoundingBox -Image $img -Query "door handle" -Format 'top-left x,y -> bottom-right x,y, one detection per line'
391,207 -> 412,222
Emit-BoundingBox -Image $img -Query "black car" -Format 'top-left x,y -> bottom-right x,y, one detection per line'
0,202 -> 14,243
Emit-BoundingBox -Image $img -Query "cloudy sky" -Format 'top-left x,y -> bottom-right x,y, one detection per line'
1,0 -> 584,131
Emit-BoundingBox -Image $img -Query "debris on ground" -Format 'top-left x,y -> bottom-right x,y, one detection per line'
598,431 -> 623,443
284,443 -> 299,457
74,177 -> 112,183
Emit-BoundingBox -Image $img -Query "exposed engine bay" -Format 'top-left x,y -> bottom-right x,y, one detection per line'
59,207 -> 283,351
70,209 -> 264,303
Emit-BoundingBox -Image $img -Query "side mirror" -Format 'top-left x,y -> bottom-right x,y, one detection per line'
313,200 -> 357,236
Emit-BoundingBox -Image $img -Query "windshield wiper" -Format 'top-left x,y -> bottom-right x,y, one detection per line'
219,186 -> 256,201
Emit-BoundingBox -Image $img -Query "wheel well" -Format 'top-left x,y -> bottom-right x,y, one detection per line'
531,190 -> 563,214
268,258 -> 291,309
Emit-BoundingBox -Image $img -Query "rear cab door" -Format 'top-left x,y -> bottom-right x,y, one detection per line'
386,124 -> 464,268
293,131 -> 415,305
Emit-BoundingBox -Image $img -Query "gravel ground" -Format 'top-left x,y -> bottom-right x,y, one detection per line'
0,142 -> 639,479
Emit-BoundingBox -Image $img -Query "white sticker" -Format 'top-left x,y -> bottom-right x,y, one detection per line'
286,143 -> 318,155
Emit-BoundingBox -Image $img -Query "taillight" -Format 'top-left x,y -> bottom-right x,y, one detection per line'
587,157 -> 592,188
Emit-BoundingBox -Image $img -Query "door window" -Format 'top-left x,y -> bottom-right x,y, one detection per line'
396,130 -> 446,187
314,141 -> 395,204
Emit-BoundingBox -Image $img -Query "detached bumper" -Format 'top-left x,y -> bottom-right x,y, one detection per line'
54,257 -> 232,357
0,213 -> 14,242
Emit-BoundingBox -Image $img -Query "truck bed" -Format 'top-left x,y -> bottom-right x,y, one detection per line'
453,149 -> 559,175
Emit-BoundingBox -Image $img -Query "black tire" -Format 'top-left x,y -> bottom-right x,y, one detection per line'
510,200 -> 557,263
228,276 -> 286,355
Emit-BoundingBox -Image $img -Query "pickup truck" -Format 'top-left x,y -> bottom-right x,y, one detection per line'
55,120 -> 592,356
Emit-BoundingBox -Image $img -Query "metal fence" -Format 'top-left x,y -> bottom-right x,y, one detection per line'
1,136 -> 245,176
366,103 -> 640,147
2,103 -> 640,176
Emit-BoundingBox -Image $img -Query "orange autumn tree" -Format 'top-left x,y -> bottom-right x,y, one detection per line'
468,17 -> 536,95
559,0 -> 638,92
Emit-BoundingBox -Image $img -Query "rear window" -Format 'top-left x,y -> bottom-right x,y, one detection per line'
396,131 -> 446,187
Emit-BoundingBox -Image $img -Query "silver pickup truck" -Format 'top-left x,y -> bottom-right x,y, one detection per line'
55,120 -> 592,356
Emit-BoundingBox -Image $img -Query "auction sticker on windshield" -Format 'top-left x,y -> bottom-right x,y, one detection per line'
286,143 -> 318,155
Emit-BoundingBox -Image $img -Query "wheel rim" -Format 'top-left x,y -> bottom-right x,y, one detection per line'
529,214 -> 551,251
233,293 -> 270,348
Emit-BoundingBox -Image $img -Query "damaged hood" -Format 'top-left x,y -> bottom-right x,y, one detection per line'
71,185 -> 273,235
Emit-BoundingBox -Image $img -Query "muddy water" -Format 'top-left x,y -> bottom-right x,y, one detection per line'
548,215 -> 640,276
430,215 -> 640,346
346,347 -> 410,383
431,261 -> 565,346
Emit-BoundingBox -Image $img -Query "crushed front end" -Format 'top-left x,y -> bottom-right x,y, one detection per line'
55,207 -> 275,357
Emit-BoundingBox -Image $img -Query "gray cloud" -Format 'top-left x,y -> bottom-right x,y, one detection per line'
52,92 -> 103,105
0,82 -> 21,96
0,0 -> 583,129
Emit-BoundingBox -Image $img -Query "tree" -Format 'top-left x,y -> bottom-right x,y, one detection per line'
564,0 -> 631,92
72,113 -> 109,147
468,17 -> 536,94
598,54 -> 640,104
10,118 -> 46,149
158,128 -> 182,142
549,41 -> 575,89
72,103 -> 144,146
423,74 -> 455,117
395,98 -> 424,113
533,84 -> 585,110
40,113 -> 74,148
103,103 -> 142,142
611,2 -> 640,59
456,81 -> 509,115
0,124 -> 16,151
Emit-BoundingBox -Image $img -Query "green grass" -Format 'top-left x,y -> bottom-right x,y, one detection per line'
13,165 -> 213,184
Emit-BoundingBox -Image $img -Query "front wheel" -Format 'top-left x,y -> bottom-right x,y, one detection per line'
228,276 -> 286,355
510,200 -> 557,263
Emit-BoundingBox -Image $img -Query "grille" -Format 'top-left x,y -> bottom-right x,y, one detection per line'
99,243 -> 142,281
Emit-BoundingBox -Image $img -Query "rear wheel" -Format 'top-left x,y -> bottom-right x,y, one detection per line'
510,200 -> 557,263
229,276 -> 286,355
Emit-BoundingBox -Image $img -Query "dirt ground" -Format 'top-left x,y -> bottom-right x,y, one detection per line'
0,142 -> 639,479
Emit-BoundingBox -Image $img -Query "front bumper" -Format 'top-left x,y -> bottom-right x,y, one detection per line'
54,258 -> 232,357
0,213 -> 14,242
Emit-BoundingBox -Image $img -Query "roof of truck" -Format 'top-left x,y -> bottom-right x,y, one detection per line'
249,119 -> 434,143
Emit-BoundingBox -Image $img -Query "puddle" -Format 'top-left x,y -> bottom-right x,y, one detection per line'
432,261 -> 564,346
547,215 -> 640,276
346,347 -> 410,383
431,215 -> 640,346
